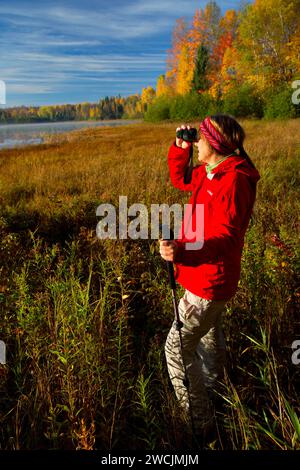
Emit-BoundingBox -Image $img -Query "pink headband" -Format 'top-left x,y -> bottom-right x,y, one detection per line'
199,117 -> 237,155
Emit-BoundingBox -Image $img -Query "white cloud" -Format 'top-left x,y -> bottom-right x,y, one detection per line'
45,40 -> 104,47
1,48 -> 166,97
0,0 -> 242,104
7,84 -> 55,94
0,3 -> 177,40
123,0 -> 201,15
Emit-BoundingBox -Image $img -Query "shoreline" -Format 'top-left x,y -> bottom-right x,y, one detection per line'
0,119 -> 142,150
0,118 -> 142,128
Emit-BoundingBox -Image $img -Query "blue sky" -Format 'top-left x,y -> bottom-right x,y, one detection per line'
0,0 -> 243,107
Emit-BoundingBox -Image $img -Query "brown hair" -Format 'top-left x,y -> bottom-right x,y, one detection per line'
207,113 -> 256,169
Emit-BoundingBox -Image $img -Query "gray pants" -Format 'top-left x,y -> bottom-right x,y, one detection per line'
165,289 -> 227,430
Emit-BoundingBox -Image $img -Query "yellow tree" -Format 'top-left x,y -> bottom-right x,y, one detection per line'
286,20 -> 300,74
166,18 -> 189,89
220,46 -> 243,96
237,0 -> 300,92
89,107 -> 96,120
141,86 -> 156,112
176,44 -> 194,95
156,74 -> 174,97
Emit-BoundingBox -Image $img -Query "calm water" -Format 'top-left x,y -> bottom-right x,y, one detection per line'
0,119 -> 140,149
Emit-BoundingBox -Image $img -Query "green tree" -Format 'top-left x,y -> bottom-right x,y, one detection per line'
192,44 -> 209,92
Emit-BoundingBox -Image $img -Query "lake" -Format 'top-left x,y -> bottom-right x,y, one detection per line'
0,119 -> 140,150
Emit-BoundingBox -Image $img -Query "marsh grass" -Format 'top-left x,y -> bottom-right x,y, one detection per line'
0,120 -> 299,450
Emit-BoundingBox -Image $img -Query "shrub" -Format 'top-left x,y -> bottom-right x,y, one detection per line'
144,97 -> 171,122
169,92 -> 213,121
263,87 -> 298,120
144,92 -> 217,122
169,94 -> 196,121
223,84 -> 263,118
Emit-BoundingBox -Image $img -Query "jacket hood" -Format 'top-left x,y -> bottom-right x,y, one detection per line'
210,155 -> 260,184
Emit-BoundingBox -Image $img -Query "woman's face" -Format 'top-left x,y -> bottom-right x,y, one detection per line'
194,135 -> 215,163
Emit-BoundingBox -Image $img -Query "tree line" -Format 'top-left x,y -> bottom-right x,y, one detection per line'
0,95 -> 143,124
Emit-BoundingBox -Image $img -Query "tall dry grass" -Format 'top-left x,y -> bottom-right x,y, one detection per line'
0,119 -> 299,450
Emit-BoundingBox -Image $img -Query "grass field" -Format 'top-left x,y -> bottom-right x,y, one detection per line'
0,119 -> 299,450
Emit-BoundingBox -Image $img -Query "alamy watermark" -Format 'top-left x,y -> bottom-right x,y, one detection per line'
0,340 -> 6,365
292,80 -> 300,105
96,196 -> 204,250
0,80 -> 6,105
291,340 -> 300,365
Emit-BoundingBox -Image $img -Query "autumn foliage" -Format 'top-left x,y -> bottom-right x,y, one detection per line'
145,0 -> 300,120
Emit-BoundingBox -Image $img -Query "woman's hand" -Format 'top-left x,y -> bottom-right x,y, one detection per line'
176,124 -> 192,149
159,240 -> 179,263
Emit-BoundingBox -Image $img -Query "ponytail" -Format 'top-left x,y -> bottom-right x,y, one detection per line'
238,145 -> 256,169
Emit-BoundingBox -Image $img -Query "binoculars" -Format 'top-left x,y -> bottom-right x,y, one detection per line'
176,127 -> 198,143
175,128 -> 196,184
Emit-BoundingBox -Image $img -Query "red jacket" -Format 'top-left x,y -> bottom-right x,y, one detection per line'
168,143 -> 260,301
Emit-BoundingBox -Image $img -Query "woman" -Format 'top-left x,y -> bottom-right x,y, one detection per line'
159,114 -> 260,440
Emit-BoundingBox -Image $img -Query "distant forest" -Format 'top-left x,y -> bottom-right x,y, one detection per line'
0,95 -> 143,124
